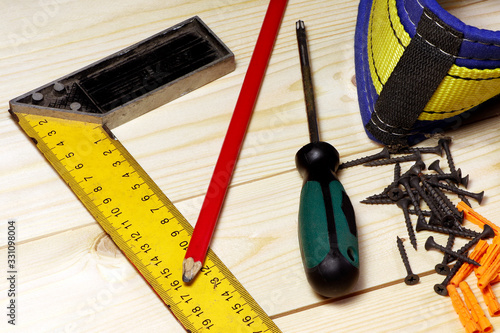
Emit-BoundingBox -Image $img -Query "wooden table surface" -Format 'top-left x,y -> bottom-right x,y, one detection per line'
2,1 -> 500,332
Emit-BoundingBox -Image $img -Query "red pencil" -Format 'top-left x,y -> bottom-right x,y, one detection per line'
182,0 -> 288,283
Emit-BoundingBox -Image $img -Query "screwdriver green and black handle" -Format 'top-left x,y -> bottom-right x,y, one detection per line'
295,20 -> 359,298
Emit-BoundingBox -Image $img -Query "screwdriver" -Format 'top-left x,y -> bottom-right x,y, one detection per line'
295,20 -> 359,298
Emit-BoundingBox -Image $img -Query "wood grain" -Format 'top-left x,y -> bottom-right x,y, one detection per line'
1,0 -> 500,332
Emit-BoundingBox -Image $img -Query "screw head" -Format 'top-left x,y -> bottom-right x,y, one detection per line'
428,214 -> 441,226
408,161 -> 425,176
388,187 -> 404,201
482,224 -> 495,240
405,273 -> 420,285
438,137 -> 452,148
435,263 -> 450,275
428,159 -> 441,172
434,283 -> 448,296
415,218 -> 426,232
461,174 -> 470,188
441,215 -> 456,228
425,236 -> 436,251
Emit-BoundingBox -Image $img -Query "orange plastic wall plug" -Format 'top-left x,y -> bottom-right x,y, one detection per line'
447,284 -> 481,333
480,284 -> 500,317
457,201 -> 500,236
478,254 -> 500,289
459,281 -> 493,333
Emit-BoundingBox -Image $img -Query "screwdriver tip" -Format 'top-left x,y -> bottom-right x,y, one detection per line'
296,20 -> 305,30
182,257 -> 202,283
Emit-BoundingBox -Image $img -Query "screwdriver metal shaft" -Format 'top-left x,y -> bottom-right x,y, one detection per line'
296,20 -> 320,143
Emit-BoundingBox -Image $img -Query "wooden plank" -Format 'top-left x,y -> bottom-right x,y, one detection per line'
0,224 -> 185,332
273,275 -> 465,333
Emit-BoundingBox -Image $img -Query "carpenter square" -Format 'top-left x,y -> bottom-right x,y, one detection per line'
9,16 -> 235,128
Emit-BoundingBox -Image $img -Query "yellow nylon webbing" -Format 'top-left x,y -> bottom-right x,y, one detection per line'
422,65 -> 500,120
368,0 -> 500,122
368,0 -> 411,94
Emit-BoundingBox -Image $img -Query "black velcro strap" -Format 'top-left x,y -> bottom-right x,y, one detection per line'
366,8 -> 463,146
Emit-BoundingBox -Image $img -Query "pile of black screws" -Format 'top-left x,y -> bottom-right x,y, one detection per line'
340,137 -> 493,296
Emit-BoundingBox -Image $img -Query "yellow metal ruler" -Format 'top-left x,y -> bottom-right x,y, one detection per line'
13,112 -> 281,333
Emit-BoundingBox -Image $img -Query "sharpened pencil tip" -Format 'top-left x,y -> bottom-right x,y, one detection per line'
182,257 -> 202,283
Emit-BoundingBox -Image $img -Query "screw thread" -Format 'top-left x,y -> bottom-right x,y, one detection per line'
429,158 -> 471,206
396,236 -> 412,274
425,183 -> 449,212
424,180 -> 460,218
393,162 -> 401,182
364,193 -> 388,200
364,152 -> 419,166
411,178 -> 443,219
408,209 -> 432,217
444,260 -> 464,286
399,177 -> 427,224
426,238 -> 480,266
442,233 -> 455,263
339,147 -> 390,169
423,173 -> 460,182
429,181 -> 484,203
360,198 -> 393,205
398,203 -> 417,250
407,145 -> 442,155
457,226 -> 493,257
439,138 -> 456,174
418,221 -> 479,238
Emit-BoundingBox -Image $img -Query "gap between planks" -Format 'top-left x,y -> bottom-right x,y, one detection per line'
269,269 -> 438,320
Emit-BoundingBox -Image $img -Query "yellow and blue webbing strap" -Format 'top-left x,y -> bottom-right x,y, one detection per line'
355,0 -> 500,146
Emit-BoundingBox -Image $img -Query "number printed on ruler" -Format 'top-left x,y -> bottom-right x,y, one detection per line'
16,113 -> 281,333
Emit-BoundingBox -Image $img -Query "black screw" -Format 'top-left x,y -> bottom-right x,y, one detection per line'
460,174 -> 470,188
415,218 -> 479,238
364,187 -> 417,203
339,147 -> 390,169
409,176 -> 444,221
428,159 -> 471,205
434,260 -> 464,296
426,189 -> 461,228
447,224 -> 495,264
428,213 -> 444,226
423,171 -> 462,184
360,197 -> 394,205
406,159 -> 426,176
406,143 -> 443,156
427,178 -> 484,204
408,208 -> 432,217
378,160 -> 424,197
435,233 -> 454,275
425,236 -> 480,266
396,236 -> 420,285
364,151 -> 421,166
387,187 -> 405,201
364,193 -> 388,200
422,179 -> 462,225
439,137 -> 456,174
427,159 -> 443,174
397,198 -> 417,250
393,162 -> 401,182
399,176 -> 427,225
